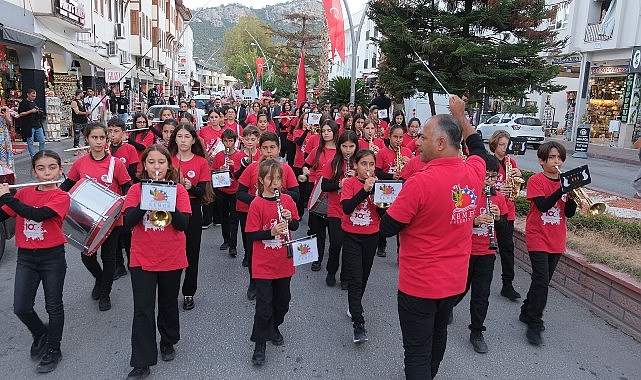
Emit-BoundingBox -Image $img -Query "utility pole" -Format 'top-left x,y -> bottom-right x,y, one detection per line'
341,1 -> 370,105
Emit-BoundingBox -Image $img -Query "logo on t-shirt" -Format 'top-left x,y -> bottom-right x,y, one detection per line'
262,219 -> 285,249
187,170 -> 196,179
142,211 -> 165,232
350,200 -> 373,226
541,206 -> 561,225
451,184 -> 477,224
473,206 -> 490,236
119,157 -> 127,164
24,219 -> 46,241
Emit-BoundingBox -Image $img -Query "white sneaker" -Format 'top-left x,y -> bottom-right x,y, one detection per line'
347,308 -> 352,318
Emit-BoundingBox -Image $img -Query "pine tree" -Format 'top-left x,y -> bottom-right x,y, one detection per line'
368,0 -> 565,115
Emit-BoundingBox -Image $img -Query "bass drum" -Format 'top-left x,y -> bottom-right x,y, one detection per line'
307,178 -> 328,217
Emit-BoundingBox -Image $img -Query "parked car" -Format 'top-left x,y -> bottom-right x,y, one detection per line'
475,114 -> 545,146
192,94 -> 211,110
146,105 -> 181,121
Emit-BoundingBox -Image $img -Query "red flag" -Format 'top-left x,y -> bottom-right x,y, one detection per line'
283,61 -> 287,73
255,57 -> 265,80
297,49 -> 306,108
322,0 -> 346,63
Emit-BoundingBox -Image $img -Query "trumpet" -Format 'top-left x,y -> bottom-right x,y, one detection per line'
297,173 -> 308,182
7,180 -> 64,189
310,125 -> 321,134
274,189 -> 293,258
554,166 -> 606,216
148,171 -> 173,228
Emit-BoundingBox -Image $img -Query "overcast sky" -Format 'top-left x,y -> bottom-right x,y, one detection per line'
182,0 -> 369,15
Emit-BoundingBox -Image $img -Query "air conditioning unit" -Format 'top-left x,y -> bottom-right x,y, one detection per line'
115,23 -> 126,39
120,51 -> 132,64
107,41 -> 117,57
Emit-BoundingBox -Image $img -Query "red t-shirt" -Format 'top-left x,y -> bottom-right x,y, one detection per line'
386,155 -> 485,299
287,118 -> 299,142
246,194 -> 299,279
2,187 -> 70,249
402,133 -> 416,149
376,146 -> 412,174
131,131 -> 155,170
304,146 -> 336,183
293,129 -> 311,168
66,153 -> 131,226
110,142 -> 140,167
495,155 -> 518,220
340,176 -> 380,235
374,120 -> 389,139
471,191 -> 507,255
211,149 -> 243,195
399,156 -> 428,180
198,126 -> 224,160
124,183 -> 191,271
223,122 -> 244,149
320,160 -> 347,218
236,160 -> 298,213
406,137 -> 419,156
245,113 -> 258,127
305,134 -> 320,154
525,173 -> 568,254
358,137 -> 385,151
172,154 -> 210,199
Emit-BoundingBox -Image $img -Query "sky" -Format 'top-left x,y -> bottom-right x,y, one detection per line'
182,0 -> 369,15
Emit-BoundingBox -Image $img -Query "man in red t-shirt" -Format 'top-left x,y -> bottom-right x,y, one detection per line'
380,96 -> 486,379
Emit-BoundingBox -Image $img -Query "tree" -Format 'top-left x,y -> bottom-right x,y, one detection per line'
321,76 -> 369,106
368,0 -> 565,115
222,15 -> 274,82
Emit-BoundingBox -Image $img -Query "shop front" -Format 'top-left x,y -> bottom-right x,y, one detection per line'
585,64 -> 628,140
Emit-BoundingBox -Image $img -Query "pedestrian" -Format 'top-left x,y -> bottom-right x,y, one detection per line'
188,99 -> 205,130
234,126 -> 261,266
17,89 -> 46,157
113,87 -> 129,122
292,111 -> 312,218
84,88 -> 102,123
223,107 -> 244,150
69,89 -> 90,154
0,105 -> 15,170
123,145 -> 191,379
368,87 -> 392,124
60,122 -> 132,311
127,113 -> 156,171
379,95 -> 486,379
168,123 -> 210,311
520,141 -> 577,346
246,159 -> 300,366
0,150 -> 70,373
633,136 -> 641,198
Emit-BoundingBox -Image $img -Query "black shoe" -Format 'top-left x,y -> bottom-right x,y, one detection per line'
229,247 -> 237,257
341,281 -> 349,291
242,256 -> 249,267
447,309 -> 453,325
271,327 -> 284,346
325,273 -> 336,287
469,332 -> 488,354
247,284 -> 256,301
183,296 -> 194,310
113,266 -> 128,280
519,313 -> 545,331
160,344 -> 175,361
219,242 -> 229,250
30,328 -> 48,360
526,326 -> 543,346
127,366 -> 150,379
98,295 -> 111,311
376,247 -> 387,257
500,285 -> 521,301
311,261 -> 321,271
252,342 -> 266,366
91,280 -> 101,300
36,348 -> 61,373
353,323 -> 368,343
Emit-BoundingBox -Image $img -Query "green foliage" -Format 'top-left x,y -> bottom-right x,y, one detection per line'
321,77 -> 369,106
504,104 -> 538,115
520,169 -> 535,187
222,16 -> 274,82
515,197 -> 530,217
568,214 -> 641,243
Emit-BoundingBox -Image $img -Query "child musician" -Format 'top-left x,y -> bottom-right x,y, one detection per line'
246,159 -> 300,366
160,118 -> 178,148
292,111 -> 312,217
320,130 -> 358,288
358,120 -> 385,154
0,151 -> 69,373
520,141 -> 577,346
453,154 -> 507,354
168,123 -> 210,311
127,112 -> 156,170
235,126 -> 261,267
123,145 -> 191,379
198,109 -> 225,228
340,149 -> 380,344
61,122 -> 132,312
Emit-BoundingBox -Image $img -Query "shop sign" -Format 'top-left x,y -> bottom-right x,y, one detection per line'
551,54 -> 581,65
629,46 -> 641,73
590,65 -> 629,76
105,69 -> 126,83
573,125 -> 590,158
620,74 -> 635,123
55,0 -> 86,27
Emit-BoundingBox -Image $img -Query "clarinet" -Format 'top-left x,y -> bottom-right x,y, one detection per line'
274,189 -> 293,258
345,154 -> 351,177
224,147 -> 230,171
484,185 -> 498,250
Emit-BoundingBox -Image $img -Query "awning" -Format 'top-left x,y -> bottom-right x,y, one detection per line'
46,34 -> 122,71
134,69 -> 153,81
0,24 -> 45,47
153,73 -> 166,82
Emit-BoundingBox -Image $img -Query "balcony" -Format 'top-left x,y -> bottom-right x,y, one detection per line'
584,23 -> 613,43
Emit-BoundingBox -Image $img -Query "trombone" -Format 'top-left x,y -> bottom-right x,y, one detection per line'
555,166 -> 606,216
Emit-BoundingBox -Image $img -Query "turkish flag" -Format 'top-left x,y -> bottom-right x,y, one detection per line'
255,57 -> 265,80
297,49 -> 306,108
322,0 -> 346,63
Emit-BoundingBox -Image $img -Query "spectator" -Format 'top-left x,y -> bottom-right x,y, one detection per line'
17,89 -> 45,157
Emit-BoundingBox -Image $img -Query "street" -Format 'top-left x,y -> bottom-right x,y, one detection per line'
0,141 -> 640,379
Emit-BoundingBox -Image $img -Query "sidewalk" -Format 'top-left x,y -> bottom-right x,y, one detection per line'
547,135 -> 639,165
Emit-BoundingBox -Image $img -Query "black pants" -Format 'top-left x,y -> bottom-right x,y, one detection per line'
308,212 -> 327,262
182,198 -> 203,297
81,226 -> 121,298
326,217 -> 344,280
279,132 -> 288,158
496,219 -> 515,286
238,211 -> 249,255
116,228 -> 132,268
130,267 -> 182,368
251,277 -> 292,343
73,123 -> 85,147
520,251 -> 561,328
398,290 -> 457,380
455,254 -> 496,333
14,246 -> 66,351
285,140 -> 295,167
215,190 -> 239,249
342,232 -> 378,324
377,208 -> 388,249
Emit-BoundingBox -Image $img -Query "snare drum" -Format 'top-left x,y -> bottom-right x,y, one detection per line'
307,179 -> 328,217
63,177 -> 125,255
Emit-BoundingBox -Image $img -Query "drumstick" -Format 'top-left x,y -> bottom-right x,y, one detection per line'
64,146 -> 90,152
413,51 -> 450,96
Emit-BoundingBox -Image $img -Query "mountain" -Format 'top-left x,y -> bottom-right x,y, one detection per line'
189,0 -> 324,70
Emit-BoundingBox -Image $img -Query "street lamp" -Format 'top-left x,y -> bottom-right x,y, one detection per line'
245,29 -> 272,80
341,1 -> 371,105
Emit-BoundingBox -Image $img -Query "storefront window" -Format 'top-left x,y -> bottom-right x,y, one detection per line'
586,74 -> 625,139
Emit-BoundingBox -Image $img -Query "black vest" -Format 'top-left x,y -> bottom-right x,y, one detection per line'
72,99 -> 88,124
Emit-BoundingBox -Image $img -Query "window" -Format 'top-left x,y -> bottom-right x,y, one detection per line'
550,2 -> 570,30
365,30 -> 370,40
364,59 -> 368,69
373,27 -> 378,38
372,54 -> 377,68
131,10 -> 139,35
486,115 -> 501,124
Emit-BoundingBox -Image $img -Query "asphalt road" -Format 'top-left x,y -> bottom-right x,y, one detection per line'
0,140 -> 640,379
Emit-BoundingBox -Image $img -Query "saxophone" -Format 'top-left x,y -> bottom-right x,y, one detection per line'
369,137 -> 375,152
274,189 -> 293,258
504,156 -> 525,201
396,147 -> 405,173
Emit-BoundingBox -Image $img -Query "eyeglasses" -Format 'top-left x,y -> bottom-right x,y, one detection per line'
486,174 -> 498,179
136,120 -> 146,124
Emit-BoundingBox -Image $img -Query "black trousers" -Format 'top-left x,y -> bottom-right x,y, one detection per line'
81,226 -> 121,298
285,140 -> 295,167
279,132 -> 288,158
130,267 -> 182,368
182,198 -> 202,297
72,123 -> 85,147
116,228 -> 132,268
215,189 -> 239,249
496,219 -> 515,286
398,290 -> 457,380
342,232 -> 378,324
238,211 -> 249,255
251,277 -> 292,343
520,251 -> 561,328
455,254 -> 496,333
308,212 -> 327,262
14,246 -> 66,351
326,217 -> 344,280
377,208 -> 388,249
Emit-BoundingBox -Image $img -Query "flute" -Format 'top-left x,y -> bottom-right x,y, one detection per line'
63,146 -> 90,152
8,180 -> 64,189
126,127 -> 150,132
274,189 -> 293,258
